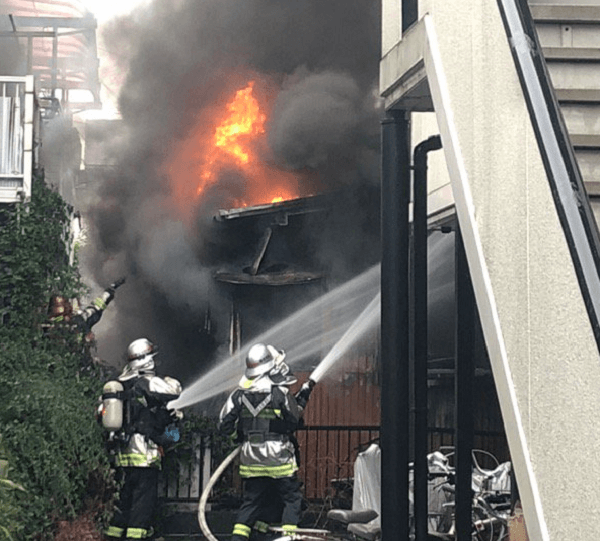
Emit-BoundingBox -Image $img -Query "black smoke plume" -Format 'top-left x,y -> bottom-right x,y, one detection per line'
84,0 -> 382,382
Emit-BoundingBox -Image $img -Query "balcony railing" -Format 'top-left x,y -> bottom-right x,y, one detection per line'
0,75 -> 36,203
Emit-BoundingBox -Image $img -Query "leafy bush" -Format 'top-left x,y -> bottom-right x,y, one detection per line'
0,177 -> 115,540
0,442 -> 26,541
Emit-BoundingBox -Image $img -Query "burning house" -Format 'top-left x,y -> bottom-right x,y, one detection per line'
208,191 -> 381,500
85,42 -> 383,380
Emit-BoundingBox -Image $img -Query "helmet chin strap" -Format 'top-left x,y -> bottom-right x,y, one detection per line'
119,355 -> 156,381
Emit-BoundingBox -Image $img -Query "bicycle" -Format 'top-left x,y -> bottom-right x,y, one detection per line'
421,448 -> 512,541
200,446 -> 512,541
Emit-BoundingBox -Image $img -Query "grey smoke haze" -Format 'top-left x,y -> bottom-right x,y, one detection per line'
269,71 -> 364,170
86,0 -> 382,380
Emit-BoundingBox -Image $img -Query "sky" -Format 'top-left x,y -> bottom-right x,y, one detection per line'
80,0 -> 149,22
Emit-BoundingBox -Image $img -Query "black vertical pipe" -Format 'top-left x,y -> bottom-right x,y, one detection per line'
412,136 -> 442,541
402,0 -> 419,32
454,226 -> 475,541
381,109 -> 411,541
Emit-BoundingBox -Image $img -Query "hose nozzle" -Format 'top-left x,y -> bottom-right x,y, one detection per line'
296,379 -> 316,409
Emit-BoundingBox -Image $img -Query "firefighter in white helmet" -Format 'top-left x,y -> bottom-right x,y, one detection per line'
103,338 -> 182,541
219,343 -> 314,541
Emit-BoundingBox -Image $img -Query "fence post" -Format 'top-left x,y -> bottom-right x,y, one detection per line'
202,435 -> 212,511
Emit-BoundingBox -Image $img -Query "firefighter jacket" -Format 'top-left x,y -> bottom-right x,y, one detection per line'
114,373 -> 182,468
72,294 -> 109,333
219,373 -> 301,479
44,289 -> 114,339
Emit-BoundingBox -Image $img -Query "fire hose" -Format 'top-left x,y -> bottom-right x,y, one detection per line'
198,446 -> 241,541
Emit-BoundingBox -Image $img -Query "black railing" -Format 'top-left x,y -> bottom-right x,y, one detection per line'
296,425 -> 380,501
159,434 -> 211,504
157,426 -> 508,506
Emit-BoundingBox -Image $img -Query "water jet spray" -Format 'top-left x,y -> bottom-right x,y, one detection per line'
170,264 -> 380,410
308,292 -> 380,384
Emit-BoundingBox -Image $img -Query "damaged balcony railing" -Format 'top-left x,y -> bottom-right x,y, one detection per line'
0,75 -> 36,203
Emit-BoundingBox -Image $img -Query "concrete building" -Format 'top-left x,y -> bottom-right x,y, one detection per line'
0,1 -> 101,206
380,0 -> 600,539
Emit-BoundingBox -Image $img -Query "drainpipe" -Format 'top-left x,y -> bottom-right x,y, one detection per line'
381,109 -> 411,541
454,226 -> 475,541
402,0 -> 418,32
412,135 -> 442,541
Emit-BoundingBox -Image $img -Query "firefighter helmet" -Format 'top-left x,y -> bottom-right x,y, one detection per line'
245,343 -> 284,378
47,295 -> 73,320
119,338 -> 158,380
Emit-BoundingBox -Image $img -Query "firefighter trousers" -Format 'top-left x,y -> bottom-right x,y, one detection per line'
231,475 -> 302,541
105,466 -> 159,540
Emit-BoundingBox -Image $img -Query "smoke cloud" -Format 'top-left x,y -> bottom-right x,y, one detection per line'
84,0 -> 382,381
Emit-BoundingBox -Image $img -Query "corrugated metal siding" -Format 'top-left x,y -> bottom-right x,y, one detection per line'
293,349 -> 381,500
299,350 -> 380,427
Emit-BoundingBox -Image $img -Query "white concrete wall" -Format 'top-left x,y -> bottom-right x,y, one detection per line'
381,0 -> 600,538
382,0 -> 401,56
424,2 -> 600,538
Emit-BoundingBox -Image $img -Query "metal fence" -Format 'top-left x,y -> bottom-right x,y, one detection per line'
296,425 -> 380,501
159,434 -> 212,507
158,426 -> 508,508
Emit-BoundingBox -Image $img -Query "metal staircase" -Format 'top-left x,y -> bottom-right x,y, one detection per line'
531,1 -> 600,199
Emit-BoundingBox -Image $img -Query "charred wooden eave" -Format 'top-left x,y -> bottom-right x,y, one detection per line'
212,193 -> 336,286
213,269 -> 324,286
214,192 -> 335,224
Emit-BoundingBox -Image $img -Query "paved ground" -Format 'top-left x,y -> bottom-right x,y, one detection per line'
158,510 -> 235,541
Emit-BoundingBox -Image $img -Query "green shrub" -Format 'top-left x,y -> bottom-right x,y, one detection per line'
0,442 -> 26,541
0,176 -> 115,540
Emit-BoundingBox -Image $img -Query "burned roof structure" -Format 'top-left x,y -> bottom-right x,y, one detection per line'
209,186 -> 381,355
213,193 -> 332,286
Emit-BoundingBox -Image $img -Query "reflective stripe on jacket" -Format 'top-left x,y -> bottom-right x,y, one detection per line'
219,374 -> 300,479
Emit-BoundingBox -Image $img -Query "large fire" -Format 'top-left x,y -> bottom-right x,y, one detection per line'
164,79 -> 305,216
210,82 -> 265,170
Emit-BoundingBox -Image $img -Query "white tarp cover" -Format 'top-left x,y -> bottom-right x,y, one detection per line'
348,443 -> 381,539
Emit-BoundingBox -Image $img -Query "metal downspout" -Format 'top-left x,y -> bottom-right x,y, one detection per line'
454,226 -> 475,541
412,135 -> 442,541
381,109 -> 411,541
402,0 -> 418,32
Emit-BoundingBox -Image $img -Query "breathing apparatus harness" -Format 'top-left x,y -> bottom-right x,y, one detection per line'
101,373 -> 179,451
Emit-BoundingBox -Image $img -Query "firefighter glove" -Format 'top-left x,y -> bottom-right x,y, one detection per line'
169,409 -> 184,421
295,379 -> 315,410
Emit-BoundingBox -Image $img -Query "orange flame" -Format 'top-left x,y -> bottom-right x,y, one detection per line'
213,82 -> 265,165
200,82 -> 267,187
164,78 -> 309,216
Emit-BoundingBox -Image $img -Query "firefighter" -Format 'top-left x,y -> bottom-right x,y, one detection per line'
45,277 -> 126,342
219,343 -> 315,541
102,338 -> 183,541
